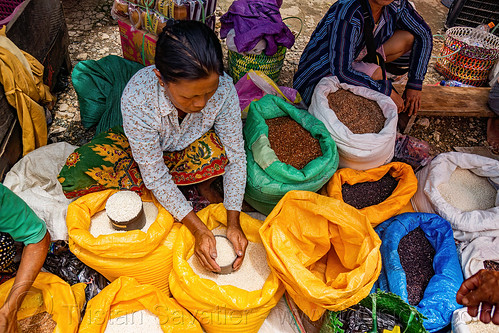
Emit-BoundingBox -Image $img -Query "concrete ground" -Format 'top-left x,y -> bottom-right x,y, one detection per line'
50,0 -> 490,154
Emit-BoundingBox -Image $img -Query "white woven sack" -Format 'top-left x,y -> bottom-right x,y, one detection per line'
460,236 -> 499,279
411,152 -> 499,242
308,76 -> 398,170
3,142 -> 78,241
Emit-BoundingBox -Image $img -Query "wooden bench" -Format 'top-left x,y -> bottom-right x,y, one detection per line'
394,85 -> 496,134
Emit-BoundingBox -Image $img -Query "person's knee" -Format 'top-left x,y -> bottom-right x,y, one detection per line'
403,30 -> 415,52
371,67 -> 384,80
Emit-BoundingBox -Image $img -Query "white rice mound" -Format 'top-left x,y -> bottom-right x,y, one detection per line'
188,227 -> 271,292
438,168 -> 496,212
214,236 -> 237,267
104,310 -> 163,333
105,191 -> 143,222
90,202 -> 158,237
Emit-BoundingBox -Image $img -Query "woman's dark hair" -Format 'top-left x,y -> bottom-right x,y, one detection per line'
155,20 -> 224,82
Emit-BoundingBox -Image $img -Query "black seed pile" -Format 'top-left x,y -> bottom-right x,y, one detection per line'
484,260 -> 499,272
341,173 -> 399,209
398,227 -> 436,306
336,304 -> 400,333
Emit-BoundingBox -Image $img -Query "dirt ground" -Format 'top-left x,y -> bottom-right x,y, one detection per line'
51,0 -> 494,155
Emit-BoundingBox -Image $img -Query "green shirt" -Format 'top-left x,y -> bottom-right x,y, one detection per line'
0,183 -> 47,245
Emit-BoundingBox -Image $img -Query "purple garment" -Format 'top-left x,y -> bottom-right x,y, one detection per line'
220,0 -> 295,56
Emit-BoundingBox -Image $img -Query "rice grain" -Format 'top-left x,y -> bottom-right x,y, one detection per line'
188,227 -> 271,292
438,168 -> 496,212
90,202 -> 158,237
104,310 -> 163,333
106,191 -> 143,222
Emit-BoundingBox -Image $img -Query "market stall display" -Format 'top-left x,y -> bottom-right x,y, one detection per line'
79,276 -> 202,333
322,292 -> 427,333
169,203 -> 284,333
66,189 -> 179,295
260,190 -> 382,321
244,94 -> 338,215
322,162 -> 417,226
412,152 -> 499,242
0,272 -> 86,333
309,76 -> 398,170
460,236 -> 499,279
374,213 -> 464,332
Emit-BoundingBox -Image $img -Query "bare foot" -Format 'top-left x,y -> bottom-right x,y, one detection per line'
487,117 -> 499,155
197,178 -> 223,204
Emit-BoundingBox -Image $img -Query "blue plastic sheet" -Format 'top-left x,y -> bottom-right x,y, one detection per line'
374,212 -> 463,332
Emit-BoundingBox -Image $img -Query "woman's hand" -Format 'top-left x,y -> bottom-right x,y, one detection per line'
456,269 -> 499,324
0,307 -> 17,333
182,211 -> 220,272
226,210 -> 248,271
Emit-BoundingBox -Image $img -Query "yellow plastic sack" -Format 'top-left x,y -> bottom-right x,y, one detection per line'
260,191 -> 382,321
67,189 -> 178,295
79,276 -> 202,332
322,162 -> 417,226
169,203 -> 285,333
0,272 -> 86,333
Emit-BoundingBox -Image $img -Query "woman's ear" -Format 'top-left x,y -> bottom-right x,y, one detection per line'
153,68 -> 163,82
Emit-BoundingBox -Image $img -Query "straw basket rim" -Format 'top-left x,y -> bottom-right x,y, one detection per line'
445,26 -> 499,53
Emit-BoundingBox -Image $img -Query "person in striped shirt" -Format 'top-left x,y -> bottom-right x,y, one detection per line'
293,0 -> 432,116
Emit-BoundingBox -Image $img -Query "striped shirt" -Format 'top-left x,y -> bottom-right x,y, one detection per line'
293,0 -> 432,105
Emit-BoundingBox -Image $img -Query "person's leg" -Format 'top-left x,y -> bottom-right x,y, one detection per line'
382,30 -> 415,63
487,117 -> 499,155
196,177 -> 223,204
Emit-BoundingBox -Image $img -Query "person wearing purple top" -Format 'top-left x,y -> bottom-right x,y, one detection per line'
293,0 -> 432,116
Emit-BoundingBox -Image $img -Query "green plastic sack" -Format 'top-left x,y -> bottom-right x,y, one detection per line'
72,55 -> 144,136
321,291 -> 428,333
244,94 -> 339,215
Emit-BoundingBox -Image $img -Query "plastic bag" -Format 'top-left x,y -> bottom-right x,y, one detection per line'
244,94 -> 339,215
308,76 -> 398,170
43,241 -> 109,302
79,276 -> 202,333
259,190 -> 382,321
0,272 -> 86,333
322,162 -> 417,226
374,213 -> 464,332
460,236 -> 499,279
235,70 -> 305,118
67,189 -> 178,295
451,307 -> 496,333
411,152 -> 499,242
169,203 -> 285,333
393,133 -> 434,172
322,291 -> 427,333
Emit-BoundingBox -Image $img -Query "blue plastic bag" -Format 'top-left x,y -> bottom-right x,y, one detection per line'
374,212 -> 463,332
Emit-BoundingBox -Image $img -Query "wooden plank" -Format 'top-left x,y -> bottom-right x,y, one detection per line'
393,84 -> 495,117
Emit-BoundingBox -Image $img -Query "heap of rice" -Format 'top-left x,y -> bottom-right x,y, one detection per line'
90,202 -> 158,237
105,191 -> 143,224
438,168 -> 496,212
188,227 -> 271,292
214,236 -> 237,267
104,310 -> 163,333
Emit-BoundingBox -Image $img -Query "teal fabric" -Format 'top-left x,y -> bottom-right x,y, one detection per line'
72,55 -> 144,136
244,94 -> 339,215
0,184 -> 47,245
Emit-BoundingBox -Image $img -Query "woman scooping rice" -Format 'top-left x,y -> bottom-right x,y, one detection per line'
121,20 -> 248,273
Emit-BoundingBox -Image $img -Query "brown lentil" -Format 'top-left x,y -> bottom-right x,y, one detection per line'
341,173 -> 399,209
266,116 -> 322,169
327,89 -> 386,134
398,227 -> 436,306
484,260 -> 499,272
18,311 -> 56,333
